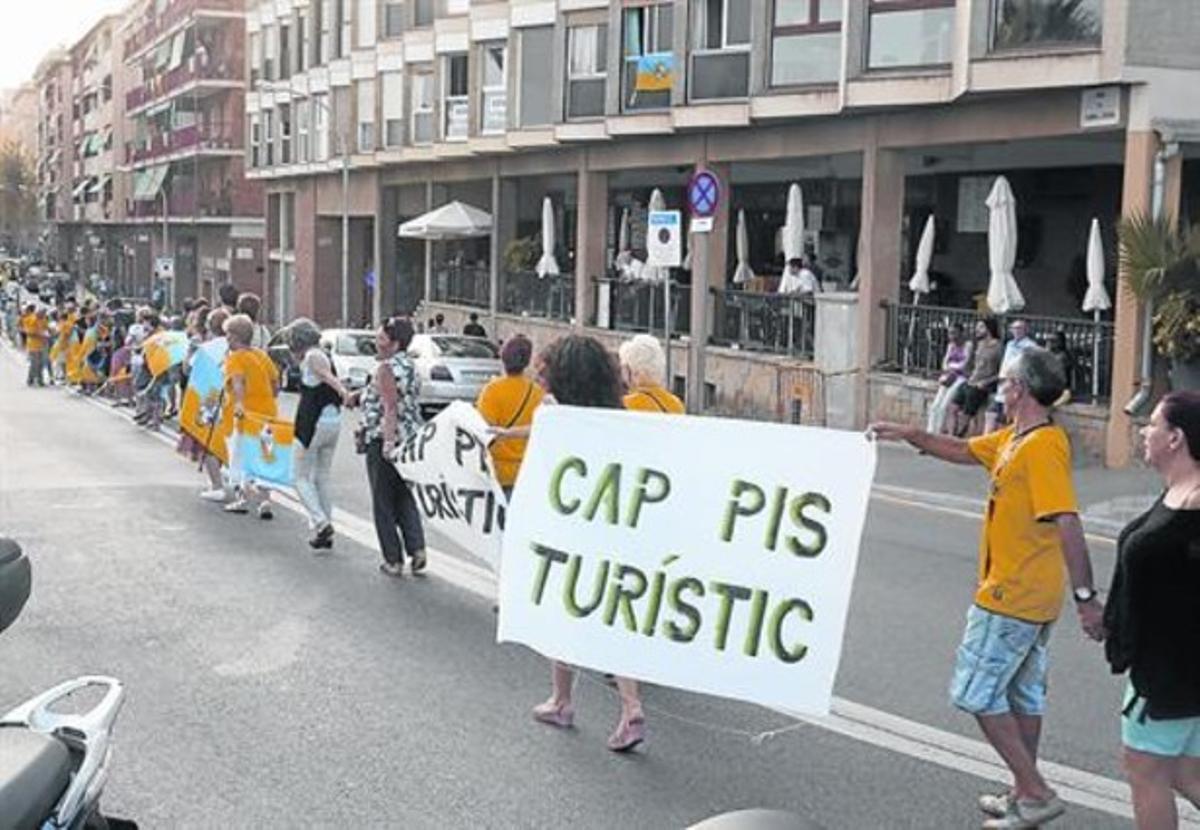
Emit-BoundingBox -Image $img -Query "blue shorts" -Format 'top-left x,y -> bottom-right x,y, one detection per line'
949,604 -> 1052,716
1122,683 -> 1200,757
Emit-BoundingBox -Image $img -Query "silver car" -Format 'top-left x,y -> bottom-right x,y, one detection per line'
318,328 -> 378,390
407,334 -> 502,417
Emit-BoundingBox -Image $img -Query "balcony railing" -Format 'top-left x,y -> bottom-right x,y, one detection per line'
709,289 -> 816,359
882,301 -> 1115,403
124,0 -> 240,59
500,271 -> 574,322
590,275 -> 691,336
125,122 -> 238,165
431,264 -> 489,308
125,182 -> 261,220
125,58 -> 242,112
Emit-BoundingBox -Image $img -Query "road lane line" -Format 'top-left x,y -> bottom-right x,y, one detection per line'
42,355 -> 1198,826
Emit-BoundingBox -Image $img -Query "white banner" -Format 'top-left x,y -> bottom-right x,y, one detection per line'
393,402 -> 507,572
497,407 -> 877,715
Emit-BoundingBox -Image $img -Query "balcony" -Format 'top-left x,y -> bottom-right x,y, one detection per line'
123,0 -> 240,60
125,180 -> 261,221
125,58 -> 243,114
125,122 -> 239,166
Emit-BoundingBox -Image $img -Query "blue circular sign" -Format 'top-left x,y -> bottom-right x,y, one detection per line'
687,170 -> 722,219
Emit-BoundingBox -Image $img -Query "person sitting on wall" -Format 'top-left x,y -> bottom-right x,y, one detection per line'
463,312 -> 487,339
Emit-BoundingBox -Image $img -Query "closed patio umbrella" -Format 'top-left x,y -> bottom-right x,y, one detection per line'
985,176 -> 1025,314
642,189 -> 669,284
1082,217 -> 1112,399
615,207 -> 633,276
732,209 -> 754,285
782,183 -> 805,264
535,197 -> 559,278
904,214 -> 936,371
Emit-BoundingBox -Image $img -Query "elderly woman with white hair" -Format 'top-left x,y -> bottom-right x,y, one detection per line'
287,317 -> 350,549
618,333 -> 684,414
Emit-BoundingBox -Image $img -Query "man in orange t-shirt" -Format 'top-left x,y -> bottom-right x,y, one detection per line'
20,306 -> 50,387
871,347 -> 1104,829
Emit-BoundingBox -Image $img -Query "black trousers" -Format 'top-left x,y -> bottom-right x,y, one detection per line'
365,439 -> 425,565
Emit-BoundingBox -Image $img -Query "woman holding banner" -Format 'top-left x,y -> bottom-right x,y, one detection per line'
287,318 -> 349,550
476,335 -> 543,499
619,334 -> 684,414
529,335 -> 648,753
222,314 -> 280,519
356,316 -> 427,577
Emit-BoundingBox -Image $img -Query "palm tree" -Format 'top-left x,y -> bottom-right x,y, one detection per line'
994,0 -> 1101,49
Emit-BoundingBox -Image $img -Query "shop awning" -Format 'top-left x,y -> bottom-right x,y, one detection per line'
72,177 -> 94,200
398,201 -> 493,241
169,32 -> 187,71
154,40 -> 172,70
132,163 -> 170,201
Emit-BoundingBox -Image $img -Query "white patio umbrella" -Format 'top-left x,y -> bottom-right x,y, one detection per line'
398,200 -> 492,240
535,197 -> 559,278
614,207 -> 633,275
904,214 -> 936,371
642,189 -> 669,284
781,183 -> 805,263
1082,217 -> 1112,399
732,209 -> 755,285
985,176 -> 1025,314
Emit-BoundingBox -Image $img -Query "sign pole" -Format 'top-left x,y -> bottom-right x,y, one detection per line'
684,167 -> 721,414
664,272 -> 672,388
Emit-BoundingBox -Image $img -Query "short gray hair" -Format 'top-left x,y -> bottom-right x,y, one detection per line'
285,317 -> 321,353
618,333 -> 665,387
1009,346 -> 1066,407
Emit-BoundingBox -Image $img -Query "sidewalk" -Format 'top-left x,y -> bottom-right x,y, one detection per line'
874,442 -> 1159,539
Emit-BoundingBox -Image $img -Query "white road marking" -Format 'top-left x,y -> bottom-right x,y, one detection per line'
19,349 -> 1196,826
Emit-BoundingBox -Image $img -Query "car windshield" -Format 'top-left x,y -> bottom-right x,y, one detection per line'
432,336 -> 499,358
336,334 -> 376,356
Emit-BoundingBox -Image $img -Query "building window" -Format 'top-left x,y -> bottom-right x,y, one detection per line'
566,25 -> 606,120
356,0 -> 376,47
279,23 -> 292,79
313,93 -> 330,159
356,79 -> 376,152
383,2 -> 405,38
249,113 -> 261,168
413,0 -> 434,28
689,0 -> 751,100
250,30 -> 263,85
867,1 -> 955,70
381,71 -> 404,147
263,24 -> 277,81
622,3 -> 674,112
517,26 -> 554,127
263,108 -> 275,166
279,103 -> 292,164
992,0 -> 1101,50
338,0 -> 352,58
296,99 -> 310,162
297,10 -> 309,72
317,0 -> 331,65
443,54 -> 469,140
480,44 -> 506,134
410,71 -> 434,144
771,0 -> 842,86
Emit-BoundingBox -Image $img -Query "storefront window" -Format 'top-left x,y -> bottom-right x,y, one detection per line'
622,3 -> 674,112
993,0 -> 1101,50
771,0 -> 842,87
867,1 -> 955,70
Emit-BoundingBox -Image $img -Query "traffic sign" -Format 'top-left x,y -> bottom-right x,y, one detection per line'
646,210 -> 682,268
687,169 -> 722,219
154,256 -> 175,280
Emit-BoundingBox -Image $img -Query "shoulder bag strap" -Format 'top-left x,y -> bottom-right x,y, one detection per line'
504,381 -> 536,429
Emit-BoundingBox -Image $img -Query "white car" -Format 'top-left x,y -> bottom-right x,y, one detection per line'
319,328 -> 378,389
407,334 -> 502,417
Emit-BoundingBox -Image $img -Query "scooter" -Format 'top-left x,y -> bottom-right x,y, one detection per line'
0,538 -> 134,830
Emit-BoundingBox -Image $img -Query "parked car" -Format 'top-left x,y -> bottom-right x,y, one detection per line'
319,328 -> 377,389
266,329 -> 302,392
407,334 -> 502,418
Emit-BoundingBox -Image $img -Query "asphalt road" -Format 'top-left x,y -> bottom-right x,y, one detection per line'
0,346 -> 1158,829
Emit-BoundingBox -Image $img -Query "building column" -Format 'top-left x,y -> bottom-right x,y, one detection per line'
489,171 -> 500,324
1105,131 -> 1181,467
854,135 -> 905,427
575,164 -> 607,330
423,180 -> 433,305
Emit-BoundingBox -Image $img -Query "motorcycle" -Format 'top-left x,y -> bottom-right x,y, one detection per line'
0,538 -> 134,830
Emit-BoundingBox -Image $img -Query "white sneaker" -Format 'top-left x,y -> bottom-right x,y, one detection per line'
199,488 -> 227,503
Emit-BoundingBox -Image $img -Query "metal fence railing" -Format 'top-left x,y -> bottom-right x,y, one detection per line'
591,276 -> 691,336
883,301 -> 1115,403
709,289 -> 816,359
431,265 -> 489,309
499,270 -> 574,322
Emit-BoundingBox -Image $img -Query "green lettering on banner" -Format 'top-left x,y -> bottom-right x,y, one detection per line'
640,555 -> 678,636
787,493 -> 832,558
769,598 -> 813,663
720,479 -> 766,542
582,463 -> 621,524
562,554 -> 609,617
663,577 -> 704,643
603,564 -> 649,632
530,543 -> 569,605
549,456 -> 586,515
625,467 -> 671,528
709,581 -> 753,651
742,589 -> 768,657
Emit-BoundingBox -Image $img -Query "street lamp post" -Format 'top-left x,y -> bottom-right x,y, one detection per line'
259,82 -> 351,326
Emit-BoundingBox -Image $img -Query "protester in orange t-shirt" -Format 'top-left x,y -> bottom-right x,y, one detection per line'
475,335 -> 543,496
222,313 -> 280,519
618,333 -> 685,415
20,306 -> 50,387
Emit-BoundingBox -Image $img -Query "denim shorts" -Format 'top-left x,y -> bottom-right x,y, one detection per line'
1122,683 -> 1200,758
949,604 -> 1052,716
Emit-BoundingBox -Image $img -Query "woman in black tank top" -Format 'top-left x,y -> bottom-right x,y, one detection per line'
1103,391 -> 1200,829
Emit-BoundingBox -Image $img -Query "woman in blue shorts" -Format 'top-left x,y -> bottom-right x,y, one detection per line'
1104,391 -> 1200,829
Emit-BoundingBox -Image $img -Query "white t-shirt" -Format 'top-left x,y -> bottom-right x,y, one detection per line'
778,267 -> 819,295
301,347 -> 341,424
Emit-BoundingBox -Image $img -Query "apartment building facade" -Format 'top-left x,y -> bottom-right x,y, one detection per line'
34,49 -> 74,258
246,0 -> 1200,467
119,0 -> 265,306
